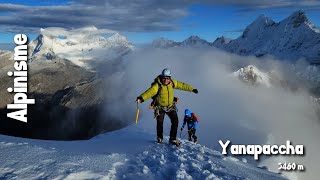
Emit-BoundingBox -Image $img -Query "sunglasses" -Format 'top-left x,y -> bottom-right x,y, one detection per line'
162,77 -> 170,80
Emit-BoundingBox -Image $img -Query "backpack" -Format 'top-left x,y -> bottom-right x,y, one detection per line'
191,113 -> 200,122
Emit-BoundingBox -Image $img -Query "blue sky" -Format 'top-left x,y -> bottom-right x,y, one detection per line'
0,0 -> 320,44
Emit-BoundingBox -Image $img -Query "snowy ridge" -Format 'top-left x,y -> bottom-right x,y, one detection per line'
152,36 -> 211,48
233,65 -> 272,87
151,38 -> 179,48
28,26 -> 134,68
212,36 -> 232,48
180,35 -> 212,47
0,125 -> 285,180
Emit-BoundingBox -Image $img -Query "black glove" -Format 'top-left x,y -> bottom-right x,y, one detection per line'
136,96 -> 144,103
192,89 -> 198,94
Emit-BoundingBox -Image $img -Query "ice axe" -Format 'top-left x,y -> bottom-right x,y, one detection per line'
135,102 -> 140,124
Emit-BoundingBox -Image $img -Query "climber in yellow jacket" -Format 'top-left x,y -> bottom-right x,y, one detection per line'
136,68 -> 198,146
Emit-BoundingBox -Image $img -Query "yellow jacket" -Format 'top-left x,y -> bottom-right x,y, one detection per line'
139,76 -> 194,107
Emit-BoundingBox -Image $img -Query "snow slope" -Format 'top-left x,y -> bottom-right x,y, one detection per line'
28,26 -> 134,68
0,123 -> 286,180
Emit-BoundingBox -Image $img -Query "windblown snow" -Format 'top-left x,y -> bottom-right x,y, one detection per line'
0,124 -> 286,180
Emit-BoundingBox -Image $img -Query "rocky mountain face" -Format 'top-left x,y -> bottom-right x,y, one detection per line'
0,28 -> 133,140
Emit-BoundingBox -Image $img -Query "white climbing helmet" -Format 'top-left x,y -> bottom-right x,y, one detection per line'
161,68 -> 171,77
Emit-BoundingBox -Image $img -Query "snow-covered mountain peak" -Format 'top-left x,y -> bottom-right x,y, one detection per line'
181,35 -> 211,47
233,65 -> 272,87
152,35 -> 212,48
217,36 -> 231,43
212,36 -> 232,47
28,26 -> 133,68
152,37 -> 178,48
251,14 -> 275,27
186,35 -> 201,41
152,37 -> 172,43
242,14 -> 275,38
281,10 -> 318,31
107,33 -> 131,45
286,10 -> 309,26
109,32 -> 122,39
183,35 -> 206,43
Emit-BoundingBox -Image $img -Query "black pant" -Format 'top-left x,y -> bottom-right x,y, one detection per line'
156,108 -> 178,141
188,128 -> 197,142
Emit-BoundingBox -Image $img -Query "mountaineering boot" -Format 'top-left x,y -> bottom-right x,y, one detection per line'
193,135 -> 198,144
157,137 -> 163,144
170,139 -> 181,146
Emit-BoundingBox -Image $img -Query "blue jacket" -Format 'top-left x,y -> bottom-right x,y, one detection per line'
182,114 -> 199,129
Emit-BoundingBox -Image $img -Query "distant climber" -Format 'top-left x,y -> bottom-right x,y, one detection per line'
136,68 -> 198,146
181,109 -> 200,143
